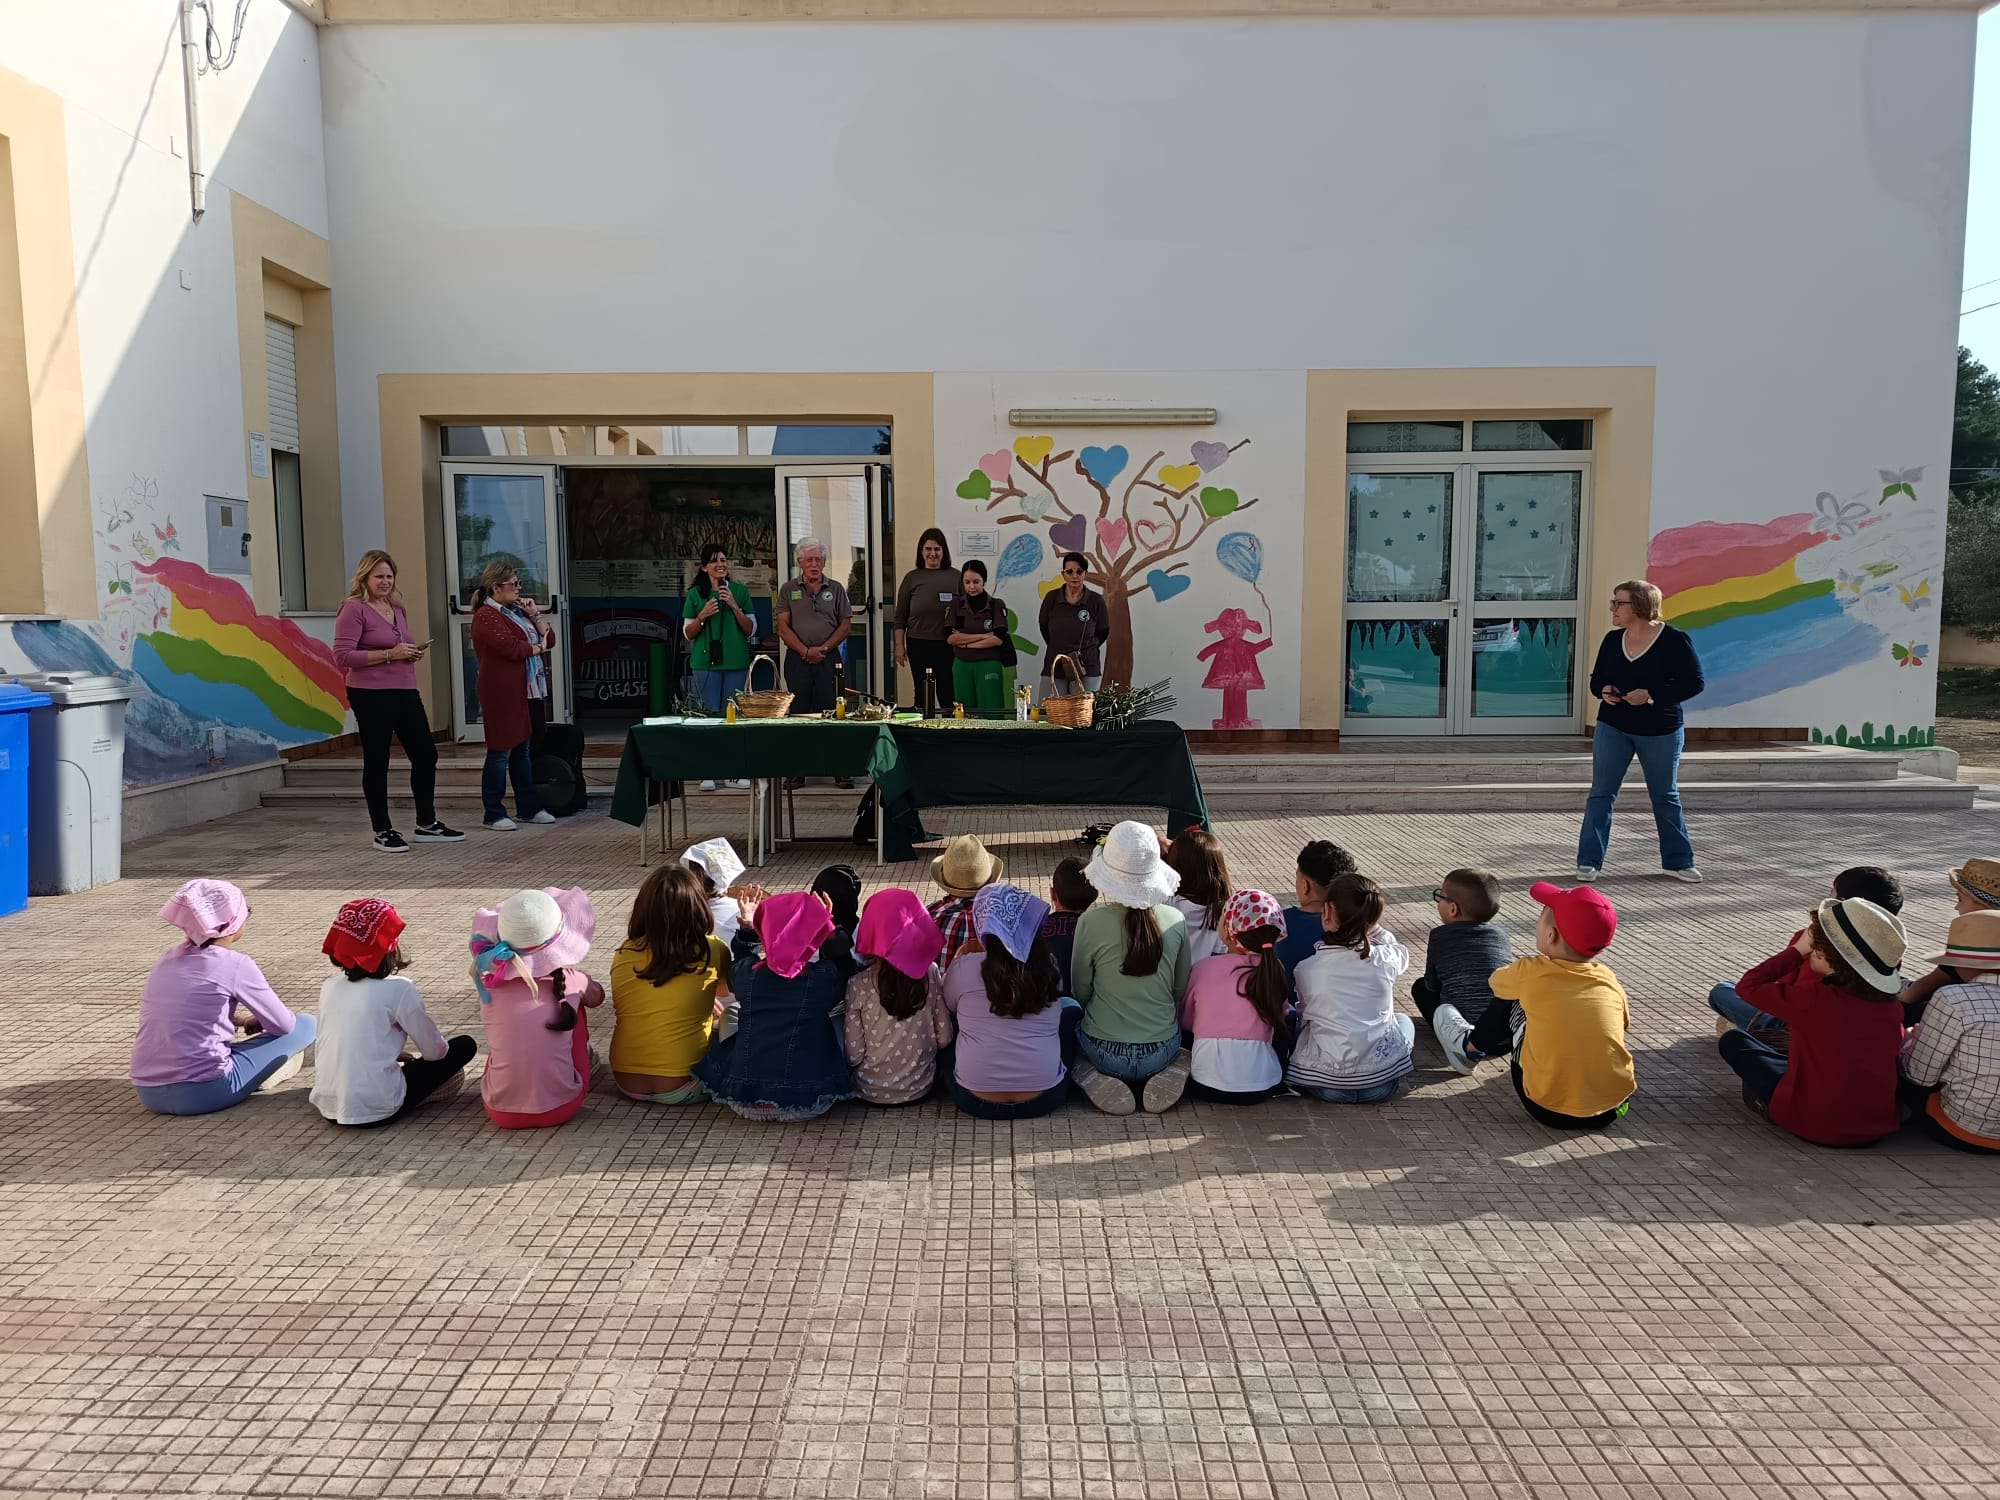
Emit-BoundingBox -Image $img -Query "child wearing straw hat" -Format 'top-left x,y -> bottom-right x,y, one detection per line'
1899,910 -> 2000,1154
314,898 -> 477,1126
1717,896 -> 1906,1147
472,887 -> 607,1128
845,889 -> 953,1106
927,835 -> 1004,956
131,879 -> 318,1116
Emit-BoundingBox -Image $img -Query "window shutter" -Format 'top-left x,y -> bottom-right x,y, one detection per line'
264,317 -> 300,453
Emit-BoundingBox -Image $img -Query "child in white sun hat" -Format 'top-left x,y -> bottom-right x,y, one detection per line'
472,887 -> 606,1129
1070,820 -> 1193,1115
683,837 -> 754,946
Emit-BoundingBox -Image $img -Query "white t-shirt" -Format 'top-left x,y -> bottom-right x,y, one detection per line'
1172,896 -> 1227,968
709,896 -> 742,948
311,973 -> 450,1125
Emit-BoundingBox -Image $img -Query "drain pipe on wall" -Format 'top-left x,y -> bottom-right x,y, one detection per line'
179,0 -> 206,221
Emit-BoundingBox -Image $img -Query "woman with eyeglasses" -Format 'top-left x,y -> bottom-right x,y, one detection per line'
893,527 -> 958,712
470,560 -> 558,831
1038,550 -> 1111,700
1576,579 -> 1706,885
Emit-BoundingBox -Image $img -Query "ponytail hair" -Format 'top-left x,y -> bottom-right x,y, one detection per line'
1231,923 -> 1291,1039
470,558 -> 520,610
1120,904 -> 1164,977
544,968 -> 579,1032
694,542 -> 725,601
1324,873 -> 1383,960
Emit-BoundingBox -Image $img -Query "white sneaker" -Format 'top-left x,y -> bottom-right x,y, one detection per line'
1071,1061 -> 1137,1115
1575,865 -> 1601,882
1141,1049 -> 1192,1113
484,816 -> 518,831
1431,1004 -> 1480,1076
729,779 -> 752,790
527,810 -> 557,825
700,779 -> 718,792
1665,866 -> 1703,883
255,1050 -> 305,1093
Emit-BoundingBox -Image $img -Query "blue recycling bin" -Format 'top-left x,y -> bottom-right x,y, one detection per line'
0,682 -> 52,917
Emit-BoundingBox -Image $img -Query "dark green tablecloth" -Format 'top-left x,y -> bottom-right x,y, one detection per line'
610,718 -> 1211,862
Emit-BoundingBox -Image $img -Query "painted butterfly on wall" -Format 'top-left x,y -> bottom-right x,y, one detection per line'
1812,491 -> 1869,537
1879,467 -> 1923,503
1891,641 -> 1930,668
154,521 -> 181,553
1896,579 -> 1932,611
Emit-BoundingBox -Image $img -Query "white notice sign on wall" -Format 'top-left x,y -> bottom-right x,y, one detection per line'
248,432 -> 269,479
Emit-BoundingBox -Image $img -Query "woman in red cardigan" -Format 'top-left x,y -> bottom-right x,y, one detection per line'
470,561 -> 557,830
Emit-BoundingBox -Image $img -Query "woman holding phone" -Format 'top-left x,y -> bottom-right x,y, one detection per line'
334,550 -> 461,855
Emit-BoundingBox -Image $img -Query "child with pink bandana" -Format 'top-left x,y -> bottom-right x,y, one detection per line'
845,889 -> 953,1106
131,879 -> 317,1115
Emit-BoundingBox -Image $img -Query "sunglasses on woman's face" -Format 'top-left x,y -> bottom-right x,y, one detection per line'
1064,568 -> 1085,578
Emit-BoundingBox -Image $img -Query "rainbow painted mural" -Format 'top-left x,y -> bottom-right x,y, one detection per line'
1651,512 -> 1886,711
131,560 -> 347,741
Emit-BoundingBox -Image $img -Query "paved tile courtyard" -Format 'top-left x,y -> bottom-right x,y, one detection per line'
3,790 -> 1999,1500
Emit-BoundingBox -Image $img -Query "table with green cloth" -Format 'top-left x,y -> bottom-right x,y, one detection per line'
609,718 -> 1211,863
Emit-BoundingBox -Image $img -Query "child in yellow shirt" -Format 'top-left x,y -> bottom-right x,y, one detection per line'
1486,881 -> 1635,1130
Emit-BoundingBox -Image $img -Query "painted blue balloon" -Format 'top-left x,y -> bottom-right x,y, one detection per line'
996,532 -> 1043,587
1216,531 -> 1262,585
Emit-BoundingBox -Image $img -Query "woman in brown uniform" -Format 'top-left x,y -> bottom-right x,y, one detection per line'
894,527 -> 958,711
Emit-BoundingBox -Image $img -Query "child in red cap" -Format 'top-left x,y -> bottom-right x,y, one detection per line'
1477,882 -> 1634,1129
313,898 -> 477,1126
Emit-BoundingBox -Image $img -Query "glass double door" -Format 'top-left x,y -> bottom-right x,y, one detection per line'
1342,462 -> 1590,735
442,463 -> 567,740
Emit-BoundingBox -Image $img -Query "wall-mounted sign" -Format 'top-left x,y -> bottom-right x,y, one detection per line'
958,529 -> 998,556
248,432 -> 269,479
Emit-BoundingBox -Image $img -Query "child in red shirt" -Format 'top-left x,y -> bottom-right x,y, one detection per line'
1717,897 -> 1907,1147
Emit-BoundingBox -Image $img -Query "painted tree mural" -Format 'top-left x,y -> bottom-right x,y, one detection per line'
954,434 -> 1259,688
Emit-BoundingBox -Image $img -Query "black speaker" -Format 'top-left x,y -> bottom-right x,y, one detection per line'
532,722 -> 589,818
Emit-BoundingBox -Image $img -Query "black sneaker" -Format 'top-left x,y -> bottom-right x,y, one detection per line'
411,820 -> 465,843
834,776 -> 856,790
373,830 -> 411,855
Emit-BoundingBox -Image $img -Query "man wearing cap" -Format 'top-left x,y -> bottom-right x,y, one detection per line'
775,537 -> 857,789
1480,881 -> 1636,1130
1900,909 -> 2000,1154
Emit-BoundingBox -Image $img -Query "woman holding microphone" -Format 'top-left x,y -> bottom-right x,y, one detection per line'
682,542 -> 755,790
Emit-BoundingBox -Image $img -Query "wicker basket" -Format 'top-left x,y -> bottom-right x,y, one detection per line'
1041,655 -> 1095,728
733,655 -> 794,719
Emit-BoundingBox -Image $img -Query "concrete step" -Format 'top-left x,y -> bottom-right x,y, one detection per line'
1190,747 -> 1898,786
1202,771 -> 1975,813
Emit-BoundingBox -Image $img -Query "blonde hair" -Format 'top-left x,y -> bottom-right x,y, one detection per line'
1616,579 -> 1663,621
348,550 -> 399,602
470,558 -> 521,609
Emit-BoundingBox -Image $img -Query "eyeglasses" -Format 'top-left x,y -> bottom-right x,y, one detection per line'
1609,598 -> 1634,609
1432,887 -> 1447,901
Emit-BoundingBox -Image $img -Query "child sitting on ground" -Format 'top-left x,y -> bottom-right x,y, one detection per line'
472,887 -> 607,1129
1286,873 -> 1413,1103
1165,828 -> 1232,967
1276,840 -> 1359,984
1070,821 -> 1194,1116
693,890 -> 857,1121
313,898 -> 477,1126
1038,856 -> 1096,996
1899,858 -> 1996,1022
1900,910 -> 2000,1154
942,883 -> 1078,1121
1490,883 -> 1635,1131
610,866 -> 732,1104
845,889 -> 952,1106
1184,888 -> 1292,1104
1716,896 -> 1906,1147
683,838 -> 755,946
1414,869 -> 1515,1074
1708,865 -> 1905,1044
130,879 -> 318,1116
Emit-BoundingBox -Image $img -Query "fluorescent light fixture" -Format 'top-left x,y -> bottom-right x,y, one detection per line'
1008,407 -> 1217,426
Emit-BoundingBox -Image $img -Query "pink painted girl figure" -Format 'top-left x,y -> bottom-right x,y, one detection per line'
1197,607 -> 1272,730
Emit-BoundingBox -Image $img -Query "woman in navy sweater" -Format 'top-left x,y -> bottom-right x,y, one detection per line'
1576,579 -> 1706,884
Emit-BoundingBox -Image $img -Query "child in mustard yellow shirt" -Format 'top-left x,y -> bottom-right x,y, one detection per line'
1485,882 -> 1635,1130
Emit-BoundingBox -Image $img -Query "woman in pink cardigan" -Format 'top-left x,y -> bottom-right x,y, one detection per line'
333,551 -> 462,855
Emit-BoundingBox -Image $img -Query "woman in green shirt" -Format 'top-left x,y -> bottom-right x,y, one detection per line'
947,559 -> 1017,715
1069,820 -> 1194,1115
683,543 -> 756,712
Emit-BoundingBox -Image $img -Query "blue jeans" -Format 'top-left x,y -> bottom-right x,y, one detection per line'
134,1015 -> 318,1116
482,741 -> 543,822
1077,1030 -> 1179,1082
1295,1077 -> 1402,1104
1708,981 -> 1785,1035
1577,723 -> 1694,871
693,668 -> 746,713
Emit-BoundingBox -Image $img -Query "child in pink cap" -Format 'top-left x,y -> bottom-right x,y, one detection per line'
131,879 -> 317,1115
845,888 -> 953,1106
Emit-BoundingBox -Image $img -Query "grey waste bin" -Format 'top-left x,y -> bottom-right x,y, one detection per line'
14,672 -> 130,894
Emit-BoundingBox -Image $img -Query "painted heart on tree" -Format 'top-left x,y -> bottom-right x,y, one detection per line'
1158,463 -> 1201,491
1079,445 -> 1129,486
1199,486 -> 1239,518
1014,435 -> 1055,467
957,470 -> 992,501
1020,493 -> 1053,522
1096,518 -> 1130,554
1134,518 -> 1172,550
979,450 -> 1013,483
1147,569 -> 1192,602
1049,514 -> 1087,553
1191,440 -> 1232,472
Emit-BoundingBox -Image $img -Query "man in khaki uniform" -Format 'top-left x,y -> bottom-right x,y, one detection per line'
774,536 -> 855,788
